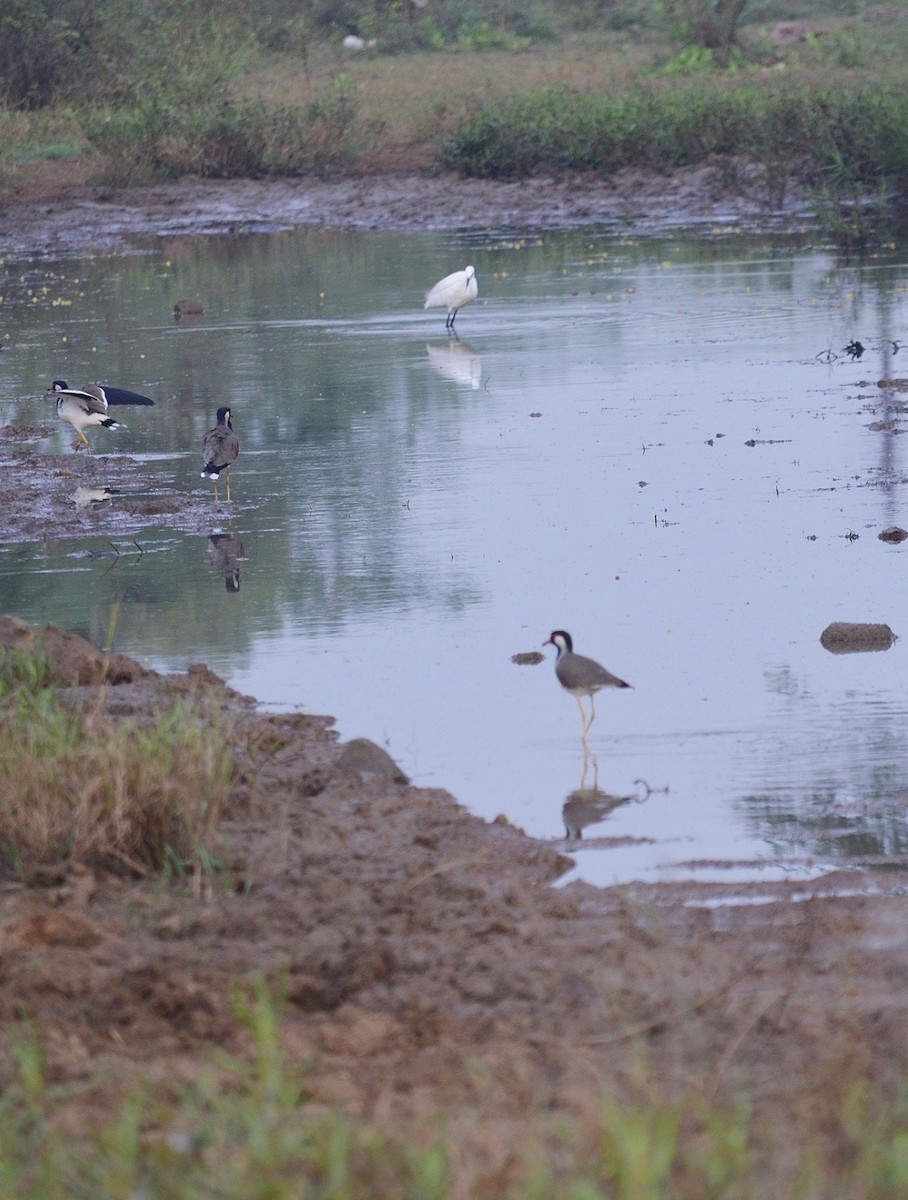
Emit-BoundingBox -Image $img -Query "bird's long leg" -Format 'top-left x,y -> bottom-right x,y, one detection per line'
576,695 -> 588,740
587,694 -> 597,733
212,478 -> 220,501
225,470 -> 231,502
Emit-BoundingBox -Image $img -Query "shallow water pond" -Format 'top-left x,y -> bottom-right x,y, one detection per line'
2,224 -> 907,888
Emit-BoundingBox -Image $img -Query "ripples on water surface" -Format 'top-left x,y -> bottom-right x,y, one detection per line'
2,224 -> 907,887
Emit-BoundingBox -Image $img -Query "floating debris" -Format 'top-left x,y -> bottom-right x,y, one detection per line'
173,297 -> 204,318
511,650 -> 544,666
879,527 -> 908,544
820,622 -> 897,654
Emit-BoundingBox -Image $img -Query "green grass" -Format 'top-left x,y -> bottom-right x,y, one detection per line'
439,76 -> 908,184
4,981 -> 908,1199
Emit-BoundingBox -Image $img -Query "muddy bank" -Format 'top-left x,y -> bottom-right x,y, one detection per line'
0,164 -> 812,255
0,619 -> 906,1188
0,440 -> 244,544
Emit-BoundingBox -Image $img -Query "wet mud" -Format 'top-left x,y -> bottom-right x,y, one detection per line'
0,164 -> 811,256
0,440 -> 242,543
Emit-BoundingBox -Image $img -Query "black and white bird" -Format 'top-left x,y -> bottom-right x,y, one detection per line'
424,265 -> 478,331
201,407 -> 239,501
47,379 -> 154,452
544,630 -> 632,738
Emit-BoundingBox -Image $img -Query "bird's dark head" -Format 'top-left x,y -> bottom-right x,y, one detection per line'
544,630 -> 573,655
50,379 -> 69,391
216,406 -> 232,428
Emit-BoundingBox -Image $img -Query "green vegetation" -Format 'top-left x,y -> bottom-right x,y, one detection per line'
3,984 -> 908,1198
0,645 -> 232,878
440,77 -> 908,214
1,0 -> 907,234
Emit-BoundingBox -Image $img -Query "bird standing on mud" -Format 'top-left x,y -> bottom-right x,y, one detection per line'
544,630 -> 632,739
424,265 -> 478,331
47,379 -> 154,452
201,407 -> 239,501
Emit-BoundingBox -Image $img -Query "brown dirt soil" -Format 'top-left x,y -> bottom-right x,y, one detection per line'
0,160 -> 810,256
0,616 -> 905,1188
0,174 -> 903,1188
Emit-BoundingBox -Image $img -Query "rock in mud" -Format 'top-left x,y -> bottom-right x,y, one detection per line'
334,737 -> 410,784
819,621 -> 897,654
878,526 -> 908,543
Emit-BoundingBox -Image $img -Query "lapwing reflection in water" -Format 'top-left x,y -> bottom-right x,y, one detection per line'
562,762 -> 663,840
562,753 -> 632,839
207,533 -> 245,592
562,787 -> 632,840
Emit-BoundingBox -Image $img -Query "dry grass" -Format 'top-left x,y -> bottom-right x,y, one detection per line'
237,31 -> 658,171
0,656 -> 233,878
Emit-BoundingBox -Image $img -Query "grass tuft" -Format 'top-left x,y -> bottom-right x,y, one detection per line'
0,650 -> 233,879
80,76 -> 363,185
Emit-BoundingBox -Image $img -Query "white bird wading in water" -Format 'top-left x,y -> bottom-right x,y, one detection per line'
424,265 -> 478,331
544,630 -> 632,739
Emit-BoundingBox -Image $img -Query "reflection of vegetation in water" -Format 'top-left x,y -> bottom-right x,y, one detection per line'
738,699 -> 908,865
2,225 -> 907,666
744,789 -> 908,865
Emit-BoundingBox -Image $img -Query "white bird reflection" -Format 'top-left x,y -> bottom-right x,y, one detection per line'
72,485 -> 117,508
207,532 -> 246,593
426,339 -> 482,390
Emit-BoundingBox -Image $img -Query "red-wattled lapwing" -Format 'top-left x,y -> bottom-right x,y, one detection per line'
544,630 -> 632,739
201,407 -> 239,501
